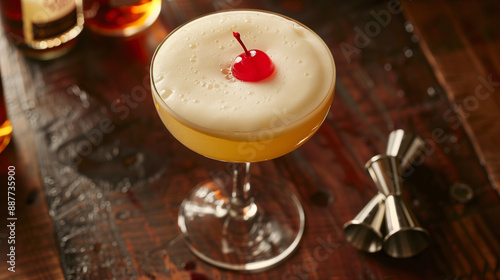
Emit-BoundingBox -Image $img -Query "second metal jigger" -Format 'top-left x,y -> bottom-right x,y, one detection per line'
386,129 -> 425,171
343,130 -> 429,257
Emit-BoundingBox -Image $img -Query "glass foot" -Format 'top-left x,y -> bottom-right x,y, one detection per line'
178,177 -> 305,272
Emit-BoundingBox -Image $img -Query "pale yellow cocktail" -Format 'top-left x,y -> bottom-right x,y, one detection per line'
150,9 -> 336,272
151,10 -> 335,163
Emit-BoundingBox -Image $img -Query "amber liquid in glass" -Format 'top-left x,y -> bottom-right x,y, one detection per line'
84,0 -> 161,36
0,83 -> 12,154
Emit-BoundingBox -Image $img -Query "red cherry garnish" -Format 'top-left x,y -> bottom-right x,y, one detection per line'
230,32 -> 275,82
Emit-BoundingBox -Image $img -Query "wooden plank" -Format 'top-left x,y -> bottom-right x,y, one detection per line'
403,0 -> 500,193
1,0 -> 499,279
0,40 -> 65,279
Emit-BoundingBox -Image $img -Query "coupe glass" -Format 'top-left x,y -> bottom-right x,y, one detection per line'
150,10 -> 336,272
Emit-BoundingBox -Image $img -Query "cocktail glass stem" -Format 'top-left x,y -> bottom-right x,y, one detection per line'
224,162 -> 260,236
230,162 -> 251,209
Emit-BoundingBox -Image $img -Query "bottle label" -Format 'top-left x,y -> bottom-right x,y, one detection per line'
33,9 -> 77,40
21,0 -> 78,44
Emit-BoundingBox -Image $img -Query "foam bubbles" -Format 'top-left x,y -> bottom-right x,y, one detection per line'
155,75 -> 165,83
292,25 -> 305,37
152,10 -> 334,132
160,89 -> 172,99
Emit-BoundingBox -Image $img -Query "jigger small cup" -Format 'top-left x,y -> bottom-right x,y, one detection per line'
383,195 -> 429,258
386,129 -> 425,171
343,192 -> 386,253
365,154 -> 402,196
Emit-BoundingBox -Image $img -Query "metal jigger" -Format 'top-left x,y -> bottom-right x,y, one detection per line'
344,130 -> 429,257
343,155 -> 402,253
365,154 -> 429,258
383,129 -> 429,257
386,129 -> 425,172
343,193 -> 386,253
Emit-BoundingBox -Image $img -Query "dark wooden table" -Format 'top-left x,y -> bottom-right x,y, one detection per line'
1,0 -> 500,279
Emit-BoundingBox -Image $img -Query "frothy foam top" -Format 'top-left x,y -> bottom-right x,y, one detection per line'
152,10 -> 335,132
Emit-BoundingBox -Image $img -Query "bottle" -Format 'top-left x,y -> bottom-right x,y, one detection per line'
83,0 -> 161,37
0,0 -> 84,60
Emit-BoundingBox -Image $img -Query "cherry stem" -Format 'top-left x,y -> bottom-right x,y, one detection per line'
233,32 -> 250,57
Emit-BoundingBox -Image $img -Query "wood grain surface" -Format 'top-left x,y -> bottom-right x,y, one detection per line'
0,0 -> 499,279
403,0 -> 500,193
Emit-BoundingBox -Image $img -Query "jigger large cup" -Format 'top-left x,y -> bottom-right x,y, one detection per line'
383,195 -> 429,258
343,192 -> 386,252
365,155 -> 402,196
386,129 -> 425,171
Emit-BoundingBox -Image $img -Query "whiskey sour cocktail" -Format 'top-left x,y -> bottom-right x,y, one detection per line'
150,10 -> 336,272
151,10 -> 335,162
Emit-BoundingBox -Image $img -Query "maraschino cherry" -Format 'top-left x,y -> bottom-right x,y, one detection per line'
231,32 -> 275,82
